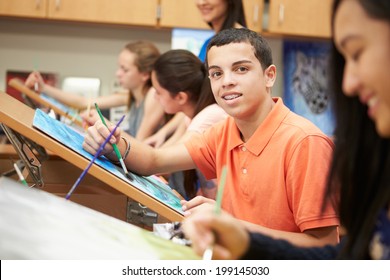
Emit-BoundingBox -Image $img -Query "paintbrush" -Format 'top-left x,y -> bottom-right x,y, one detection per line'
94,103 -> 133,181
33,59 -> 39,92
202,165 -> 228,260
86,92 -> 92,116
13,163 -> 28,187
65,114 -> 125,200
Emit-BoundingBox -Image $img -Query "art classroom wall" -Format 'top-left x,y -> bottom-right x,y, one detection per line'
0,18 -> 172,97
0,18 -> 283,98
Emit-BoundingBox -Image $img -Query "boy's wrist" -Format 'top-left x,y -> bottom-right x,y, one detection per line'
110,137 -> 131,164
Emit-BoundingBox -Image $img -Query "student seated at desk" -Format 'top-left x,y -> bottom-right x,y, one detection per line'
82,28 -> 339,247
145,0 -> 247,146
145,49 -> 228,199
24,40 -> 165,140
182,0 -> 390,260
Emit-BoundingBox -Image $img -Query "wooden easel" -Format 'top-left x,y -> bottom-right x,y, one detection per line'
0,92 -> 183,222
8,78 -> 84,127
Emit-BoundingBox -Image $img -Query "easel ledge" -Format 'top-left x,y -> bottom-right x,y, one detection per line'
0,92 -> 183,221
8,78 -> 84,127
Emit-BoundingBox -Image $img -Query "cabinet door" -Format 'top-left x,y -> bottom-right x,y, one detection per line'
243,0 -> 264,32
159,0 -> 209,29
47,0 -> 158,26
268,0 -> 332,38
0,0 -> 47,18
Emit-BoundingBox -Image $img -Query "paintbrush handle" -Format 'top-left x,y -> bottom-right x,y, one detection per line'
65,114 -> 125,200
94,103 -> 124,162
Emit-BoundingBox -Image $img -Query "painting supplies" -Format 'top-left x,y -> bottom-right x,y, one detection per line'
13,163 -> 28,187
202,165 -> 228,260
94,103 -> 133,181
65,114 -> 125,200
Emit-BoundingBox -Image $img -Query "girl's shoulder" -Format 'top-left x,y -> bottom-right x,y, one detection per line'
188,104 -> 228,133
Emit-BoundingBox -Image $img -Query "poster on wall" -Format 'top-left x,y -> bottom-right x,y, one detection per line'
283,40 -> 335,136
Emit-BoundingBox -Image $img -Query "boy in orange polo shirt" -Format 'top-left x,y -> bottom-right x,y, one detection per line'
83,28 -> 339,247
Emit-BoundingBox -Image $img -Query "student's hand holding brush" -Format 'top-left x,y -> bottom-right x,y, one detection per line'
182,204 -> 250,260
83,108 -> 133,180
182,166 -> 250,260
83,117 -> 123,159
24,71 -> 45,93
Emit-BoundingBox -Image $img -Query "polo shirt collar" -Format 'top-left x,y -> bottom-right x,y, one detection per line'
227,97 -> 290,156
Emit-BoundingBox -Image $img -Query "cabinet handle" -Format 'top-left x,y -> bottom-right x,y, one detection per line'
278,3 -> 285,25
55,0 -> 61,10
35,0 -> 41,9
156,4 -> 161,20
253,4 -> 259,24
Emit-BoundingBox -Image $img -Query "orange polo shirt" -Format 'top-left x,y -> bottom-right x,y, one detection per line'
185,98 -> 339,232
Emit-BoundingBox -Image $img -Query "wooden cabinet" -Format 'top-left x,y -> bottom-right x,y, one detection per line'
0,0 -> 332,39
267,0 -> 332,38
0,0 -> 158,27
0,0 -> 47,18
159,0 -> 208,29
243,0 -> 264,32
159,0 -> 263,32
47,0 -> 158,26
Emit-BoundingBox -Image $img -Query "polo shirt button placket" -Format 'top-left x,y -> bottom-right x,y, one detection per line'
240,146 -> 247,174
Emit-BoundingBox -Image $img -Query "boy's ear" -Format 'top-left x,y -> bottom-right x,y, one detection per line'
264,65 -> 277,87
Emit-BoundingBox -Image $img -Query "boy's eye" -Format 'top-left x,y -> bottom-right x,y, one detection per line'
236,66 -> 248,73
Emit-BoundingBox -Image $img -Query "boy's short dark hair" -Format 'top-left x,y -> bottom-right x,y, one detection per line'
206,28 -> 273,70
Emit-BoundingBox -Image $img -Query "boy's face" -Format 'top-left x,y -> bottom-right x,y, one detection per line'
207,42 -> 274,122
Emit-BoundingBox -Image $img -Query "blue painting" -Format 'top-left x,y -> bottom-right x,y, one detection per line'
32,109 -> 183,214
40,94 -> 82,122
283,40 -> 335,136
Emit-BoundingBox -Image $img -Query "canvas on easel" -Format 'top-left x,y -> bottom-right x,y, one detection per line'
32,108 -> 184,215
0,92 -> 183,222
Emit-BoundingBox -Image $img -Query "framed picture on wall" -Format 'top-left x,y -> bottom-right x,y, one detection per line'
171,28 -> 214,56
283,40 -> 335,136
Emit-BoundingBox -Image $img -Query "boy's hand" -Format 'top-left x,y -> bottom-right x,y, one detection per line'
82,119 -> 121,157
180,196 -> 215,216
182,204 -> 250,260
